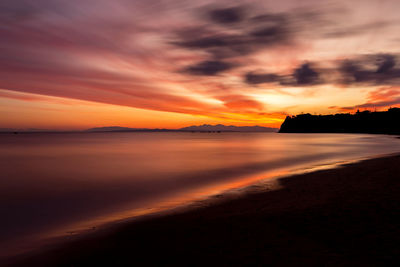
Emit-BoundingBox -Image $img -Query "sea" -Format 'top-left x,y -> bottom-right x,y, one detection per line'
1,132 -> 399,258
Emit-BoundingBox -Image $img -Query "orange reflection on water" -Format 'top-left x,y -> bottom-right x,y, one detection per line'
1,132 -> 400,259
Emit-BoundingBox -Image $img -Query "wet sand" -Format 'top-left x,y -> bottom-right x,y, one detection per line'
9,154 -> 400,266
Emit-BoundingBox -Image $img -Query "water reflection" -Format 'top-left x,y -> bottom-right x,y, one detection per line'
0,132 -> 399,257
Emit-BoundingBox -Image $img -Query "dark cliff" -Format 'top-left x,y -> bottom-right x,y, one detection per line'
279,108 -> 400,134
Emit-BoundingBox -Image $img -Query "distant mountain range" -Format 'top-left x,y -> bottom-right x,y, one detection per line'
87,124 -> 278,132
86,126 -> 173,132
179,124 -> 277,132
0,125 -> 278,133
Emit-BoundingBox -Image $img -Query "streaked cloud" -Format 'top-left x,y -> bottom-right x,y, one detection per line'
332,87 -> 400,112
1,0 -> 400,129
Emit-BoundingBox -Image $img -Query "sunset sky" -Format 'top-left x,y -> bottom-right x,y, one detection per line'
1,0 -> 400,129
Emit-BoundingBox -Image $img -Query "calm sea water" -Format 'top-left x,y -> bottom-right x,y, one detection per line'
1,132 -> 399,257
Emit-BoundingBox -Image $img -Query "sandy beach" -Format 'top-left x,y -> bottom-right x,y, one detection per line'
7,153 -> 400,266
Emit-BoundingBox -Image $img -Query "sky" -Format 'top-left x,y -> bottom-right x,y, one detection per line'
1,0 -> 400,130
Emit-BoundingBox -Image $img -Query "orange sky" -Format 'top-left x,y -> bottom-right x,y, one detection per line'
1,0 -> 400,130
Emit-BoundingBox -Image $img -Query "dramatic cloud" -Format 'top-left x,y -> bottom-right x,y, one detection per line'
245,63 -> 321,86
293,63 -> 320,85
339,54 -> 400,85
173,5 -> 302,76
183,60 -> 235,76
332,87 -> 400,111
1,0 -> 400,129
245,73 -> 280,84
338,98 -> 400,111
208,7 -> 244,24
377,54 -> 396,73
245,54 -> 400,88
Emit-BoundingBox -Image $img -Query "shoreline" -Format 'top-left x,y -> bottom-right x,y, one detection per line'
7,152 -> 400,266
0,152 -> 391,259
1,150 -> 383,260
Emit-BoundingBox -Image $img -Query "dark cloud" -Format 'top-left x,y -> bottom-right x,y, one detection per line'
376,54 -> 396,73
174,13 -> 290,59
172,26 -> 254,60
183,60 -> 235,76
174,4 -> 399,79
245,63 -> 321,86
293,63 -> 319,85
174,6 -> 295,75
245,54 -> 400,87
339,54 -> 400,85
209,7 -> 244,24
245,73 -> 280,84
248,13 -> 290,40
249,24 -> 289,46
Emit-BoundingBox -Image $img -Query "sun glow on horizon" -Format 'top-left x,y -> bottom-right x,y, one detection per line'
0,89 -> 285,130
